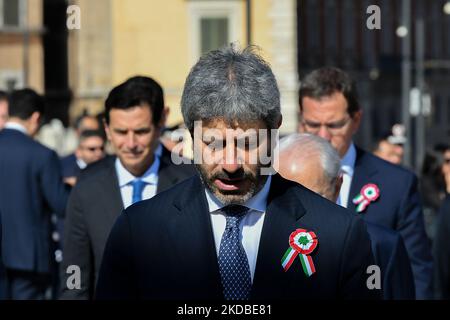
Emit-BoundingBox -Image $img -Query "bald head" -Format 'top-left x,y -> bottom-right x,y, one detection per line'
277,133 -> 342,201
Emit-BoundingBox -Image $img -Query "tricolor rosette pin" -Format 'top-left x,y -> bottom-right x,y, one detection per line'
281,229 -> 318,277
352,183 -> 380,213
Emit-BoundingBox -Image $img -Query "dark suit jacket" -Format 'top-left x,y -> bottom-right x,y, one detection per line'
0,211 -> 7,299
60,153 -> 81,178
0,128 -> 69,274
366,222 -> 415,299
433,194 -> 450,299
347,147 -> 433,299
96,174 -> 380,300
59,147 -> 195,299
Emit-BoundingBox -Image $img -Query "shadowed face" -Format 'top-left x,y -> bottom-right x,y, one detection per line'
299,92 -> 361,158
194,118 -> 275,205
76,136 -> 105,165
374,140 -> 404,165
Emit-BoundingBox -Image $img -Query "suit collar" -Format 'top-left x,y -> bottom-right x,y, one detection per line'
156,145 -> 186,193
97,156 -> 124,219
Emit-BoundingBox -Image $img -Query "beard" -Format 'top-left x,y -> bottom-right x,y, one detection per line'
195,164 -> 268,205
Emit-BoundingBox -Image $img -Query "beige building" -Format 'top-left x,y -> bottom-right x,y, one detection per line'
0,0 -> 44,93
69,0 -> 298,133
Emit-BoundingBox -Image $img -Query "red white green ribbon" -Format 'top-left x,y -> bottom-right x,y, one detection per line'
352,183 -> 380,213
281,229 -> 318,277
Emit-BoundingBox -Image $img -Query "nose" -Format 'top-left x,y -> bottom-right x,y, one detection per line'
125,132 -> 138,149
317,125 -> 332,141
221,143 -> 242,174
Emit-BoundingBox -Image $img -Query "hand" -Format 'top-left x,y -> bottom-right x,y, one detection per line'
64,176 -> 77,187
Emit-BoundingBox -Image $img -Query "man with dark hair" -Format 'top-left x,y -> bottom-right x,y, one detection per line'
298,67 -> 433,299
73,111 -> 100,136
61,130 -> 106,179
60,76 -> 195,300
0,88 -> 70,299
0,90 -> 8,130
95,46 -> 378,300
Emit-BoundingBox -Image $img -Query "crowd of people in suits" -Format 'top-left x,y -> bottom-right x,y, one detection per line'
0,44 -> 450,300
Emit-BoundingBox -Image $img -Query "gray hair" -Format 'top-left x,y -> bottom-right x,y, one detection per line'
278,133 -> 341,184
181,44 -> 281,132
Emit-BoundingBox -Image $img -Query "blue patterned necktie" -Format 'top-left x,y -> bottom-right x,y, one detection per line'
218,205 -> 252,300
131,179 -> 146,204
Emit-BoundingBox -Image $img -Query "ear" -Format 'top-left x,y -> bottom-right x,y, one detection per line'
103,119 -> 112,142
276,115 -> 283,129
31,111 -> 41,125
158,107 -> 169,128
351,110 -> 363,134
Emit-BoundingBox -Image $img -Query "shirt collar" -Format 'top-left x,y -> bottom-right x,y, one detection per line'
5,122 -> 28,135
205,175 -> 272,214
115,144 -> 163,187
76,158 -> 87,169
340,142 -> 357,176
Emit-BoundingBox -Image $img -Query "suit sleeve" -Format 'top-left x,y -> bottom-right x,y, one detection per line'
397,174 -> 433,299
339,216 -> 382,299
59,186 -> 94,300
95,212 -> 137,300
384,234 -> 416,299
433,195 -> 450,299
40,150 -> 70,217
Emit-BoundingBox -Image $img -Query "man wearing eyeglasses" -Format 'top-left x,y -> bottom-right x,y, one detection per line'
61,129 -> 106,181
298,67 -> 433,300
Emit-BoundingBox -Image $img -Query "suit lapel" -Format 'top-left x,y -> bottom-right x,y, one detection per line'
97,157 -> 124,223
170,175 -> 223,299
156,146 -> 184,193
251,175 -> 309,299
348,147 -> 378,212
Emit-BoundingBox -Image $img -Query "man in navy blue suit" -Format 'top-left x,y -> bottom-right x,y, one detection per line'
96,45 -> 379,300
277,133 -> 415,299
60,129 -> 106,179
0,89 -> 70,299
298,67 -> 433,299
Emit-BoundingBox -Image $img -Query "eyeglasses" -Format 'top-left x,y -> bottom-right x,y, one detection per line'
301,117 -> 352,134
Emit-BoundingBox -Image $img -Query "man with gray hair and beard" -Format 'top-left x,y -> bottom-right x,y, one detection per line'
95,45 -> 379,300
277,133 -> 415,299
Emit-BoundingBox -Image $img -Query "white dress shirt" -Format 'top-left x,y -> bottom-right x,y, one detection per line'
337,142 -> 357,208
76,158 -> 87,170
205,175 -> 272,282
4,122 -> 27,135
115,144 -> 162,209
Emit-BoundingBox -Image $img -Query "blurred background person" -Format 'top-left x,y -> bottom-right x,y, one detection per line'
0,91 -> 8,130
60,129 -> 106,181
277,133 -> 415,299
73,111 -> 101,136
0,89 -> 70,299
59,76 -> 195,300
433,173 -> 450,299
420,144 -> 450,240
372,124 -> 406,165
